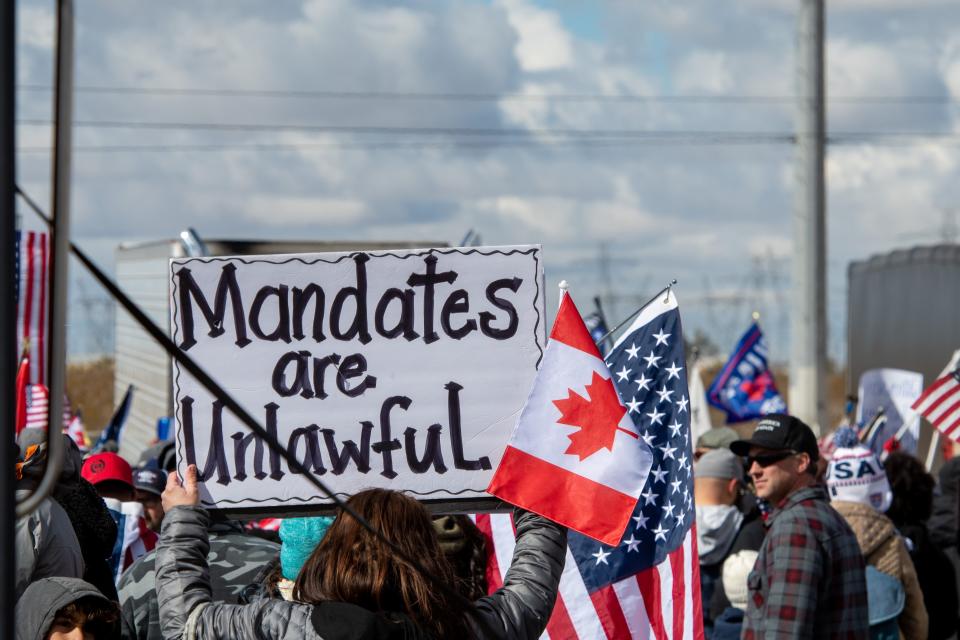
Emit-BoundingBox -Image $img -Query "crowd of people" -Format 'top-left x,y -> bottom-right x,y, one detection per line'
694,415 -> 960,640
12,411 -> 960,639
13,429 -> 567,639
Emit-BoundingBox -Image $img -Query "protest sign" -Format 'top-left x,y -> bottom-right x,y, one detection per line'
857,368 -> 924,454
170,246 -> 545,514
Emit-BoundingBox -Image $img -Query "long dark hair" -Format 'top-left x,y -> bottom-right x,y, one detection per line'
293,489 -> 473,638
884,451 -> 935,526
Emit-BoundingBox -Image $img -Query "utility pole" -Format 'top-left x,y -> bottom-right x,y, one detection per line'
598,241 -> 616,326
1,0 -> 17,633
790,0 -> 827,434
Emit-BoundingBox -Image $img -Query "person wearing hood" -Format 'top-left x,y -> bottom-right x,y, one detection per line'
15,576 -> 120,640
827,427 -> 928,640
693,447 -> 764,633
18,429 -> 119,601
14,435 -> 85,598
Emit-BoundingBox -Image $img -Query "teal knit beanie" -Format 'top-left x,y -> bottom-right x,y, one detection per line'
279,516 -> 335,581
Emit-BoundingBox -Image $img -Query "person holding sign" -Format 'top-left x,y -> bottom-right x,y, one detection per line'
156,465 -> 566,639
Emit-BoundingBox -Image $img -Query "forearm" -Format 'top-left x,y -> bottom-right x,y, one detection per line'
156,506 -> 212,640
473,509 -> 567,639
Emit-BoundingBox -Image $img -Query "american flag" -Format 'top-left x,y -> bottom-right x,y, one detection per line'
912,366 -> 960,440
480,292 -> 703,639
15,230 -> 49,385
22,383 -> 73,432
103,497 -> 158,585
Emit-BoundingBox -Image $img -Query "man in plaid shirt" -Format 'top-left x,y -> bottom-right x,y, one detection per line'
731,414 -> 869,639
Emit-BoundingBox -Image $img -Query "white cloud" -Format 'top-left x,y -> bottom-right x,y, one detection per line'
243,195 -> 367,225
18,5 -> 53,49
497,0 -> 573,72
675,51 -> 734,94
828,39 -> 906,98
12,0 -> 960,361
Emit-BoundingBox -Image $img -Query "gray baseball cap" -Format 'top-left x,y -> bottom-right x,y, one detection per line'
693,448 -> 743,480
695,427 -> 739,451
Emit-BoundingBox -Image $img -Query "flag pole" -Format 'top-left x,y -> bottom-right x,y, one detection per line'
0,0 -> 16,630
925,428 -> 941,472
594,279 -> 677,348
17,0 -> 74,519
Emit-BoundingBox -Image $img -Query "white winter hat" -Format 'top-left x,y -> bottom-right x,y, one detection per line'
722,550 -> 758,611
826,427 -> 893,513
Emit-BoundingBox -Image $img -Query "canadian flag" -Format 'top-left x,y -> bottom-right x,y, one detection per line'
488,292 -> 654,546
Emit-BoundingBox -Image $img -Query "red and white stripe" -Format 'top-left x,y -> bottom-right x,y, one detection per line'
23,383 -> 73,431
17,231 -> 49,385
476,514 -> 704,640
253,518 -> 283,532
912,372 -> 960,439
103,498 -> 158,585
24,384 -> 50,430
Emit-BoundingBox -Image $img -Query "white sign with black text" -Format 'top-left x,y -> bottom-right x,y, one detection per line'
170,246 -> 545,512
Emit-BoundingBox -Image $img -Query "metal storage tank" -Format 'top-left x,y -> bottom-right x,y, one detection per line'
847,243 -> 960,463
114,238 -> 444,462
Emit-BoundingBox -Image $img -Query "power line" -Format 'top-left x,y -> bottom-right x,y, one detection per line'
15,138 -> 795,154
16,118 -> 799,138
16,135 -> 960,155
17,119 -> 960,142
14,83 -> 956,104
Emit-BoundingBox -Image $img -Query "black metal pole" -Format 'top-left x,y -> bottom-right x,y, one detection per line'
0,0 -> 17,633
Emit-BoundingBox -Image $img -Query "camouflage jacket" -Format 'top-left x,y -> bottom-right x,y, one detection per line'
118,521 -> 279,640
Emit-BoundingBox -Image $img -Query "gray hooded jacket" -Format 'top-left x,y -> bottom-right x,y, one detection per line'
15,576 -> 111,640
15,489 -> 84,598
156,506 -> 567,640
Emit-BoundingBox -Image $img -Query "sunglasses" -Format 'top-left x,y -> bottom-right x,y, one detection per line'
746,450 -> 797,468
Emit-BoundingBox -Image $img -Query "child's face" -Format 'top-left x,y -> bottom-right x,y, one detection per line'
46,622 -> 93,640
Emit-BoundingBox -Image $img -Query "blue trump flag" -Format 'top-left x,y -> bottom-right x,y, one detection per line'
583,297 -> 612,355
95,384 -> 134,449
707,323 -> 786,422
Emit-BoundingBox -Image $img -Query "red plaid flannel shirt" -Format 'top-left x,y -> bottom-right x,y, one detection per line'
743,486 -> 869,639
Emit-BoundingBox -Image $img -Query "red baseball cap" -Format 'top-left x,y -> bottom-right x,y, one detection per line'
82,452 -> 133,488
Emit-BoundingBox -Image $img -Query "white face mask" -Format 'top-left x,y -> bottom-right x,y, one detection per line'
696,504 -> 744,565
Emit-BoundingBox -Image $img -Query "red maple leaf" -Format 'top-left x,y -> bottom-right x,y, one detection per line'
553,371 -> 634,461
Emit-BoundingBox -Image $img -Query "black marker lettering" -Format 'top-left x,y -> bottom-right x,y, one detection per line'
440,289 -> 476,340
407,255 -> 457,344
330,254 -> 372,344
322,422 -> 373,474
404,424 -> 447,474
287,425 -> 326,475
175,264 -> 250,350
479,277 -> 522,340
336,353 -> 377,398
446,381 -> 491,470
374,288 -> 419,341
372,396 -> 408,479
272,351 -> 314,399
182,396 -> 230,486
292,284 -> 326,342
249,285 -> 291,343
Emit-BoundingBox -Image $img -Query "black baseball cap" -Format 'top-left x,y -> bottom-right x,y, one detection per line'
729,413 -> 819,462
133,466 -> 167,497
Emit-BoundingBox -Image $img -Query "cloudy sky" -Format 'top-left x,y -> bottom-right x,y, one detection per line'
14,0 -> 960,363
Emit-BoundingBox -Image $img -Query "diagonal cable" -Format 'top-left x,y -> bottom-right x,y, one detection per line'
15,185 -> 499,634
